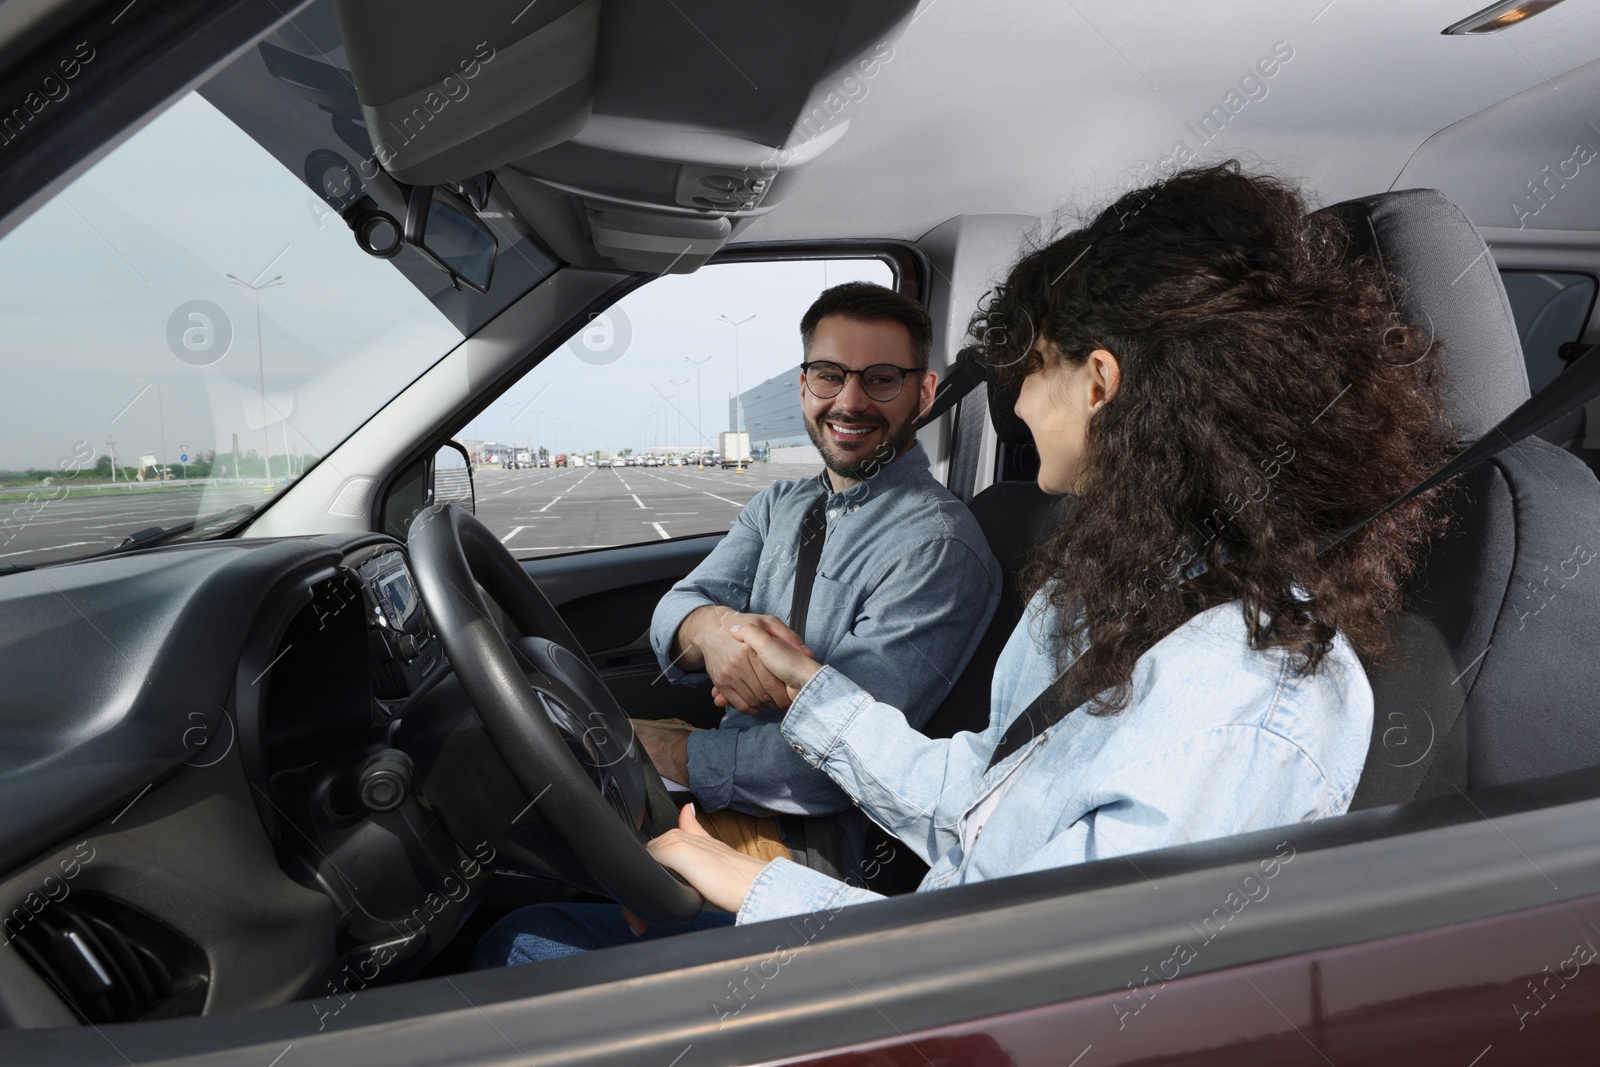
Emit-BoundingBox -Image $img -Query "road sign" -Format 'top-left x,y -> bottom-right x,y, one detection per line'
180,453 -> 189,463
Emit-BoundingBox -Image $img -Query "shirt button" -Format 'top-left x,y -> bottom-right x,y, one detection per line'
852,796 -> 861,807
827,509 -> 839,520
792,744 -> 805,755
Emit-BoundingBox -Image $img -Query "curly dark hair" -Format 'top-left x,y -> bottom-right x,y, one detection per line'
972,161 -> 1457,714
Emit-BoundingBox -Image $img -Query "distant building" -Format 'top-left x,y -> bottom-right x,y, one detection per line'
729,365 -> 808,447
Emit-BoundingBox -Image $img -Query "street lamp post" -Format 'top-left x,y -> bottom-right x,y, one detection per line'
227,271 -> 286,487
685,354 -> 711,457
716,314 -> 754,472
154,381 -> 168,480
667,378 -> 688,451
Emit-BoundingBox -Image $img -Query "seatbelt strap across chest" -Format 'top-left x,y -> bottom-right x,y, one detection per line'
787,490 -> 830,645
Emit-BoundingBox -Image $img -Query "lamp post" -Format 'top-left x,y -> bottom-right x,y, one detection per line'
227,271 -> 286,486
716,314 -> 754,472
667,378 -> 688,451
684,354 -> 712,457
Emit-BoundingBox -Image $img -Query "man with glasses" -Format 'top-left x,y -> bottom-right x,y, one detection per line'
636,282 -> 1002,883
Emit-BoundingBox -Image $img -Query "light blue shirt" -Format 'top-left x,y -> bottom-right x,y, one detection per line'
736,587 -> 1373,923
650,442 -> 1002,817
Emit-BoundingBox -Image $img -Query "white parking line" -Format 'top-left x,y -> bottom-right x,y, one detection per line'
703,492 -> 744,507
500,526 -> 526,544
649,522 -> 670,540
631,494 -> 651,510
539,496 -> 562,512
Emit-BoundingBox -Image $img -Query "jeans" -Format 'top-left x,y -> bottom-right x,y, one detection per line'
472,902 -> 737,967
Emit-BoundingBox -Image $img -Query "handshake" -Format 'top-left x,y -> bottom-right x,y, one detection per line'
673,605 -> 825,712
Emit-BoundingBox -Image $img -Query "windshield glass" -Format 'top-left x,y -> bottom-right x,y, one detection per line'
0,7 -> 557,568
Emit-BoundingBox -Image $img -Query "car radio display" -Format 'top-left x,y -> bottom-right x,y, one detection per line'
374,567 -> 418,629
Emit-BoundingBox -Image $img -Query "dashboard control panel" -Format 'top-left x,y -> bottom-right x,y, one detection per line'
350,548 -> 442,701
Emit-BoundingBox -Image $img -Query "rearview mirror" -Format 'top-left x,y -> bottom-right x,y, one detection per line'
403,184 -> 497,293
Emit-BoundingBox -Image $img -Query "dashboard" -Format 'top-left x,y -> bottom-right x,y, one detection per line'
352,544 -> 445,703
0,532 -> 503,1023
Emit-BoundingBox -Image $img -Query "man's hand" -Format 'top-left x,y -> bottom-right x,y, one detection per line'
730,624 -> 825,707
677,607 -> 812,713
643,802 -> 772,915
633,723 -> 691,785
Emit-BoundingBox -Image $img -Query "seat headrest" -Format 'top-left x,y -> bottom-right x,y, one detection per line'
980,189 -> 1528,450
985,369 -> 1033,447
1314,189 -> 1530,446
942,346 -> 1032,447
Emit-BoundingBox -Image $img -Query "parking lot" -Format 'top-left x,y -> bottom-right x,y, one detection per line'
0,462 -> 799,567
0,482 -> 274,564
471,462 -> 793,557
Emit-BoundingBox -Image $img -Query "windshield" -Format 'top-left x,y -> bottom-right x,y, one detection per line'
0,6 -> 557,568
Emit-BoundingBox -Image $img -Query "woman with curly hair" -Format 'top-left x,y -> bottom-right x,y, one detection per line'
477,162 -> 1455,962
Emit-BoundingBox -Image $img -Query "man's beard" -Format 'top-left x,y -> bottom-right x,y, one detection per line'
804,407 -> 918,481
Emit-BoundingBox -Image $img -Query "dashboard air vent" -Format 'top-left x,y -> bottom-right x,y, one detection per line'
12,894 -> 208,1023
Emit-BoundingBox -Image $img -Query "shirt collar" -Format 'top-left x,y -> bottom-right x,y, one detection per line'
815,440 -> 930,505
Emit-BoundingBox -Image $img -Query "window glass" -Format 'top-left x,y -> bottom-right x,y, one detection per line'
460,257 -> 897,557
1500,270 -> 1597,392
0,8 -> 556,569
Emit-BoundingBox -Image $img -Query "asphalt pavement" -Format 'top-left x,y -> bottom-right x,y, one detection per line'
0,482 -> 275,565
471,462 -> 793,558
0,463 -> 803,567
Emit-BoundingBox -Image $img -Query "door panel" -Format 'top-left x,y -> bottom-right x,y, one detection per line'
521,534 -> 724,725
782,891 -> 1600,1066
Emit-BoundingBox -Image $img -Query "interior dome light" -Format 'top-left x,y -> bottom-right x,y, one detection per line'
1443,0 -> 1568,34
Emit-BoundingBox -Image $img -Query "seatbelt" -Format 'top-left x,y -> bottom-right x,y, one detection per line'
1317,340 -> 1600,556
912,348 -> 987,431
986,678 -> 1094,770
787,489 -> 829,644
985,341 -> 1600,772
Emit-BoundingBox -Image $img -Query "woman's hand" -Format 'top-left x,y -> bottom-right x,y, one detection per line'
640,803 -> 773,919
729,623 -> 824,709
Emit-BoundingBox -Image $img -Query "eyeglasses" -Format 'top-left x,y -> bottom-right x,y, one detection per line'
801,360 -> 926,402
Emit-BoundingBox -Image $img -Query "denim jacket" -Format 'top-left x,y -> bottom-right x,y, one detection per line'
650,442 -> 1002,816
735,587 -> 1373,924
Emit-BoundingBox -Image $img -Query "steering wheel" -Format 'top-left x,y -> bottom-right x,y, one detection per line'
407,502 -> 704,926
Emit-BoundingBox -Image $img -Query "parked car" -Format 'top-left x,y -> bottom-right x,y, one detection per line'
3,2 -> 1600,1065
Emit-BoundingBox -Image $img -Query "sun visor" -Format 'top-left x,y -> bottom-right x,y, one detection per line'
333,0 -> 600,186
493,0 -> 920,273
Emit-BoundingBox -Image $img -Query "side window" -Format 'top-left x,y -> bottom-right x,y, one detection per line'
461,257 -> 896,557
1500,270 -> 1597,392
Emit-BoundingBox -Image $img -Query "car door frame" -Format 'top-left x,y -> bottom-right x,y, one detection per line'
13,765 -> 1600,1064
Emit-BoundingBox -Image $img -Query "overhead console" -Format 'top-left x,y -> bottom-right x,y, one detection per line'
333,0 -> 600,185
329,0 -> 921,274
